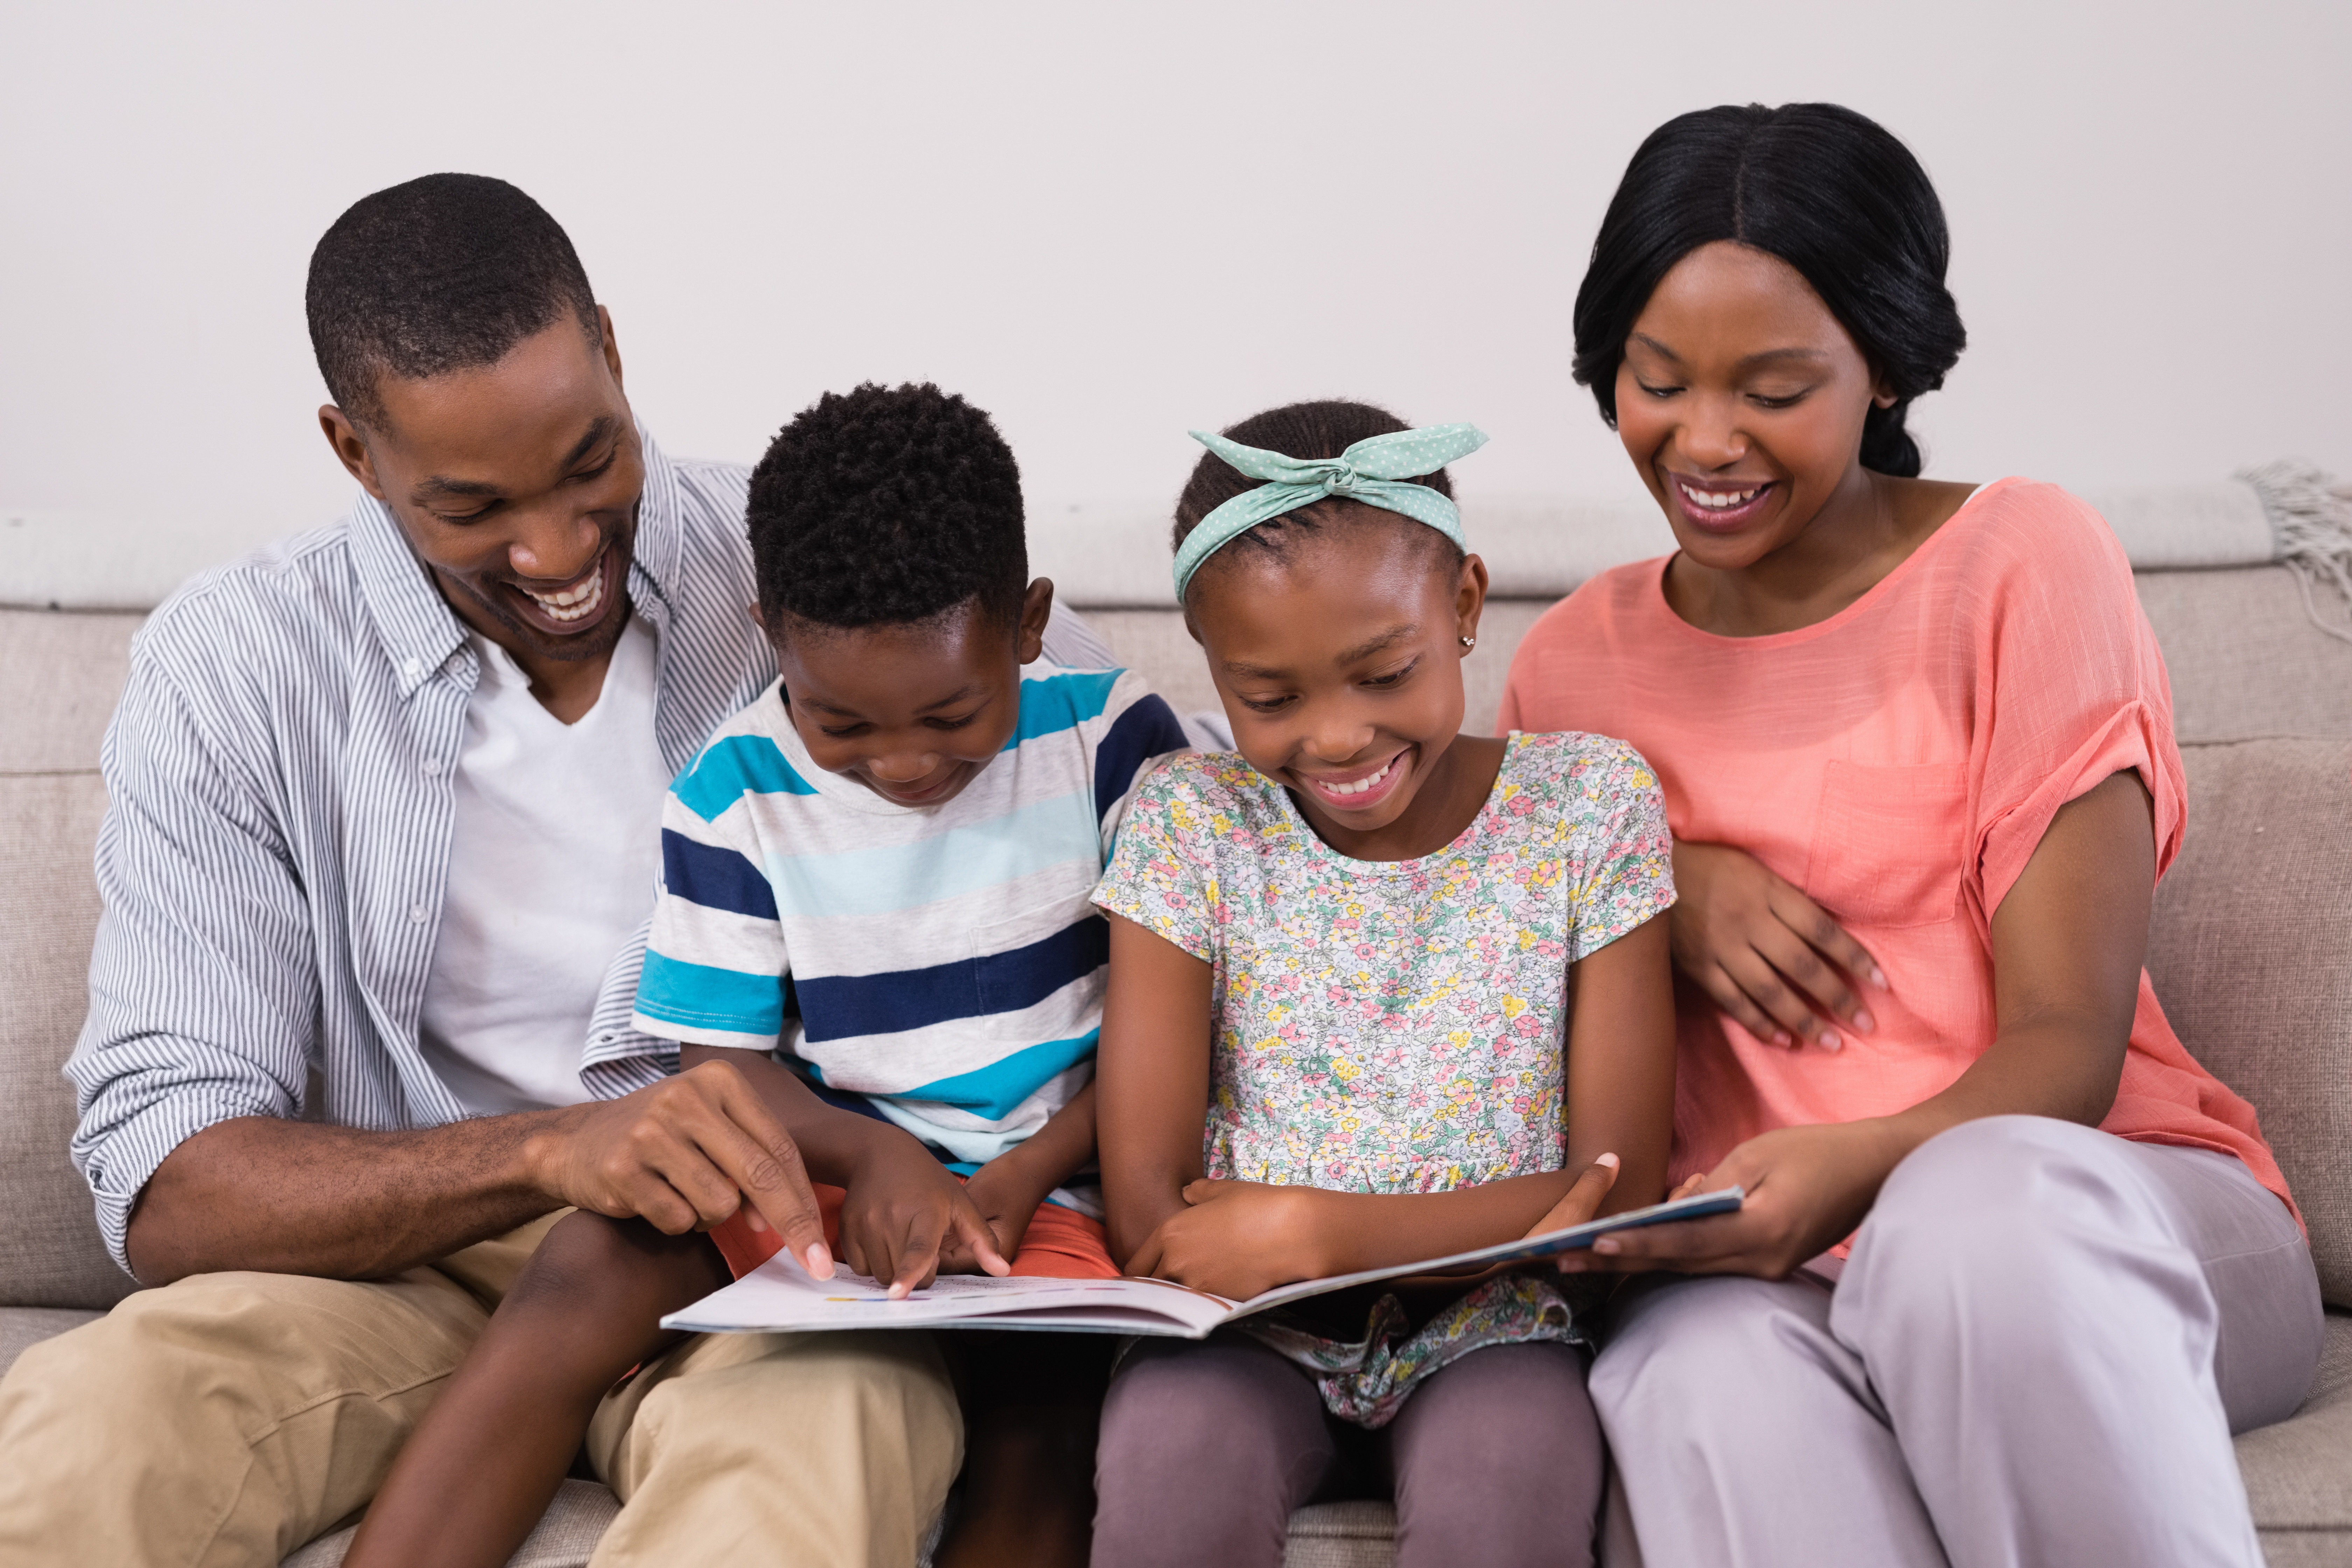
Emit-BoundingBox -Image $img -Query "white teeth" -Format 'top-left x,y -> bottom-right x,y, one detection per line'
1679,483 -> 1761,510
520,560 -> 606,623
1318,757 -> 1396,798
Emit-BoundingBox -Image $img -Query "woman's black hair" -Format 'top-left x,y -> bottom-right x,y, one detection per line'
1172,399 -> 1461,599
1572,103 -> 1967,478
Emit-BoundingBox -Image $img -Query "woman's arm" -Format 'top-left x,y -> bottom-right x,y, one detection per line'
1565,769 -> 2155,1279
1124,915 -> 1676,1299
1097,914 -> 1216,1266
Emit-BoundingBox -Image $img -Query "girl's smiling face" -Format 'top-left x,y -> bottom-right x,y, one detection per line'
1185,508 -> 1490,858
1615,240 -> 1894,572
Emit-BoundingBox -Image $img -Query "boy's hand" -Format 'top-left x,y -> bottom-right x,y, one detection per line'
950,1150 -> 1052,1271
1126,1180 -> 1335,1302
838,1135 -> 1011,1298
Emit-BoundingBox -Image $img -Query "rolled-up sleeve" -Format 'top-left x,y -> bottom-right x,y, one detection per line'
67,649 -> 316,1272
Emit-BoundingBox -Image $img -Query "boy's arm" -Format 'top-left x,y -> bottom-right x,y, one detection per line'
953,1083 -> 1097,1265
679,1044 -> 1008,1294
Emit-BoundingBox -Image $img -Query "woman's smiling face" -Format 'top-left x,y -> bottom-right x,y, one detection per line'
1185,507 -> 1485,850
1615,240 -> 1893,571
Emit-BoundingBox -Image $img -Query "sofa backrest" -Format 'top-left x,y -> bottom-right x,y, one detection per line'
4,558 -> 2349,1310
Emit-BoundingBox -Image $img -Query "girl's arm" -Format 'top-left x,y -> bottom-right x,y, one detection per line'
1568,769 -> 2154,1280
1113,914 -> 1678,1298
1097,913 -> 1215,1266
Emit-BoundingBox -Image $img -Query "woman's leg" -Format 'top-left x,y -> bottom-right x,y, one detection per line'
1381,1340 -> 1604,1568
1090,1334 -> 1338,1568
1836,1114 -> 2321,1568
342,1210 -> 729,1568
1590,1273 -> 1947,1568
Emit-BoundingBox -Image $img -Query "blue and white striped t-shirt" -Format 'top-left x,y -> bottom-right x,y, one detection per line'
631,664 -> 1187,1168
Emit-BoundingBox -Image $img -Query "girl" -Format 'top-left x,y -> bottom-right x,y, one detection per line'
1088,400 -> 1678,1568
1501,103 -> 2322,1566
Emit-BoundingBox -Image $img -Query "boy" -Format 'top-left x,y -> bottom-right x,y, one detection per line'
344,383 -> 1189,1568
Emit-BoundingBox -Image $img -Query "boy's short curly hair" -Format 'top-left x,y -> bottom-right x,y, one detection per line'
749,383 -> 1028,633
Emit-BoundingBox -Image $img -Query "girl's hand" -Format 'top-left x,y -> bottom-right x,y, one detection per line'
1125,1180 -> 1335,1301
838,1137 -> 1011,1298
1556,1121 -> 1905,1280
1672,841 -> 1886,1050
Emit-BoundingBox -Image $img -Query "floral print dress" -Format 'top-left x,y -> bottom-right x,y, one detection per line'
1092,731 -> 1674,1424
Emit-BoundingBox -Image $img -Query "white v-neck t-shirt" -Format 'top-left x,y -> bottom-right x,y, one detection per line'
419,616 -> 672,1116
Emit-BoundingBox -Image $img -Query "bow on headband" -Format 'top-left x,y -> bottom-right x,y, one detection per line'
1173,424 -> 1489,599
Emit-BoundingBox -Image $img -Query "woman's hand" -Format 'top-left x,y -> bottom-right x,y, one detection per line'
1671,841 -> 1886,1050
837,1135 -> 1010,1298
1126,1180 -> 1337,1301
1556,1121 -> 1905,1280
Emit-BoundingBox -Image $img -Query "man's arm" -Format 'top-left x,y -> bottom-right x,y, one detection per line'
83,640 -> 827,1286
125,1062 -> 828,1283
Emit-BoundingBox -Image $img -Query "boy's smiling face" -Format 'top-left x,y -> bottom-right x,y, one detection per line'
764,581 -> 1055,808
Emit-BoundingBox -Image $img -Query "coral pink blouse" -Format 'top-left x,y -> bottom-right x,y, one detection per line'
1497,478 -> 2293,1213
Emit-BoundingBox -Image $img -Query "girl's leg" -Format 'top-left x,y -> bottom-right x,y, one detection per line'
1380,1341 -> 1604,1568
1090,1334 -> 1338,1568
1835,1115 -> 2320,1568
342,1210 -> 729,1568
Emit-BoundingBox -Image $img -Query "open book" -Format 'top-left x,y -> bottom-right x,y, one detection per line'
662,1187 -> 1744,1339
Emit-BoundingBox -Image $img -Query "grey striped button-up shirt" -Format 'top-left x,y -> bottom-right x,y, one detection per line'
66,431 -> 1112,1271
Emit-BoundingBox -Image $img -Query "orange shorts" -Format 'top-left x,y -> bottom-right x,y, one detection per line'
709,1178 -> 1119,1282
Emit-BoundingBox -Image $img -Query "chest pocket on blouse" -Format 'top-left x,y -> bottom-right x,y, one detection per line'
1802,761 -> 1970,929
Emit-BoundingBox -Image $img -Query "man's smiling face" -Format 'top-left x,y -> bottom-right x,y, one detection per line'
318,306 -> 644,671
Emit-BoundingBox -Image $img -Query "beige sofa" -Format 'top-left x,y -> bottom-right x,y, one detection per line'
5,483 -> 2351,1566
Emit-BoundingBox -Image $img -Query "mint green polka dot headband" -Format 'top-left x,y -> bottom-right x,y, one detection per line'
1174,423 -> 1490,600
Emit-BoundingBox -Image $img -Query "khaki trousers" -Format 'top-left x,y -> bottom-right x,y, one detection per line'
0,1212 -> 964,1568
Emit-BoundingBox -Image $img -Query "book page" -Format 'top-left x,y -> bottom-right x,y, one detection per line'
662,1256 -> 1239,1338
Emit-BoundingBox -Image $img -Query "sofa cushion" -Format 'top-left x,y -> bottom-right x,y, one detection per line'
0,1307 -> 103,1379
0,609 -> 141,775
2135,568 -> 2352,743
2148,739 -> 2352,1307
0,770 -> 137,1308
2239,1311 -> 2352,1559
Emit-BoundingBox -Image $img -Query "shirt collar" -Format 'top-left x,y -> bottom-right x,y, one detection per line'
346,422 -> 687,701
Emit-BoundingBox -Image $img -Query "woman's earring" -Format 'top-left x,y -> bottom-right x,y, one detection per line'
1459,635 -> 1477,651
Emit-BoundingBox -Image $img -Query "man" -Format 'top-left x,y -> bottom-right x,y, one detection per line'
0,172 -> 1114,1566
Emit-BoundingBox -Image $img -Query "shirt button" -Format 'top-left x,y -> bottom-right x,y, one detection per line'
421,757 -> 443,777
408,904 -> 430,924
402,657 -> 424,680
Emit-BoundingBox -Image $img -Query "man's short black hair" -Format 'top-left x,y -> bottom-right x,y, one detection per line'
748,383 -> 1028,634
306,173 -> 600,429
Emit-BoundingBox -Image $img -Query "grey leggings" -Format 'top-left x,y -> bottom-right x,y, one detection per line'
1091,1334 -> 1603,1568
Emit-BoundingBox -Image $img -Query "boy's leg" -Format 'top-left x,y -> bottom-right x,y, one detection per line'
1090,1334 -> 1338,1568
0,1214 -> 557,1568
935,1331 -> 1114,1568
342,1210 -> 728,1568
1381,1340 -> 1604,1568
585,1325 -> 965,1568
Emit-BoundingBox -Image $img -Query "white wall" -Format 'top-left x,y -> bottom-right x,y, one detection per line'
3,0 -> 2347,588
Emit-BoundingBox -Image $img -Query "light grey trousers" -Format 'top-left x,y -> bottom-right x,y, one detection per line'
1590,1115 -> 2322,1568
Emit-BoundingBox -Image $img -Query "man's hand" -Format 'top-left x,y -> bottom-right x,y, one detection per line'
523,1058 -> 835,1278
835,1135 -> 1010,1299
1672,841 -> 1886,1050
1556,1122 -> 1904,1280
1125,1180 -> 1335,1302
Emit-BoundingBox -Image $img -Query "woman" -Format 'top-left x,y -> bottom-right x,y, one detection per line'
1499,102 -> 2321,1567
